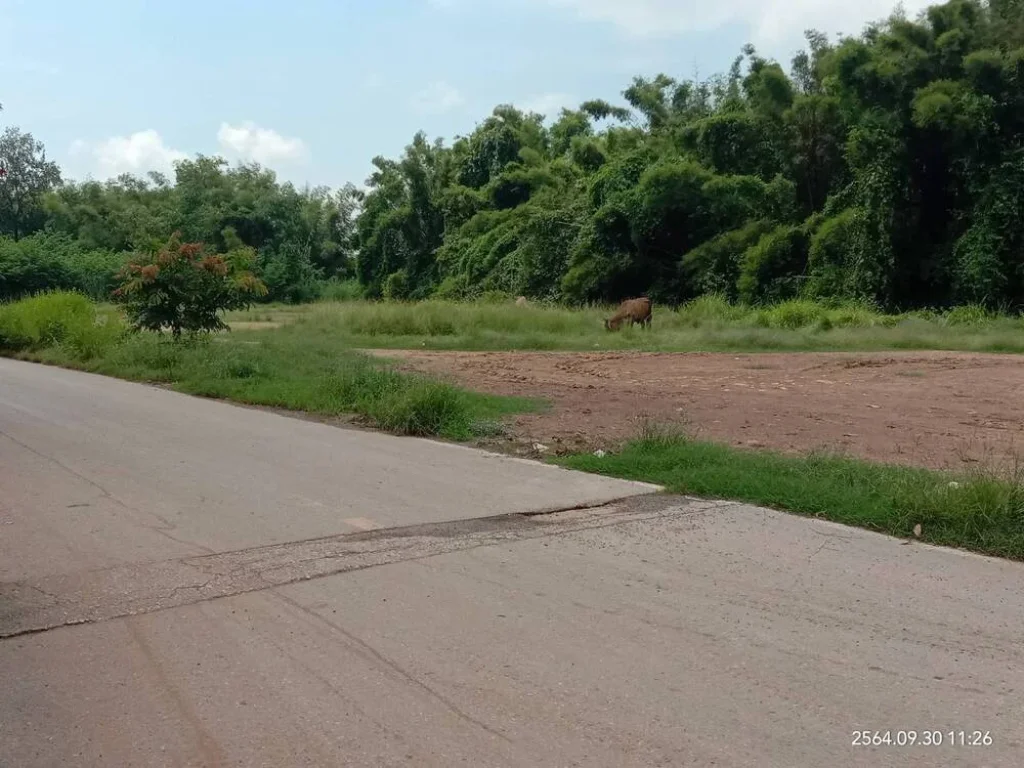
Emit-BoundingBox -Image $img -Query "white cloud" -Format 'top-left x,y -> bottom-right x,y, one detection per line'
545,0 -> 934,46
428,1 -> 934,49
72,130 -> 187,178
217,121 -> 307,165
69,123 -> 308,181
520,92 -> 575,118
411,81 -> 465,115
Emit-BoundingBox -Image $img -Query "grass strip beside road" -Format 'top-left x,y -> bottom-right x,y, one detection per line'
557,430 -> 1024,562
0,292 -> 540,440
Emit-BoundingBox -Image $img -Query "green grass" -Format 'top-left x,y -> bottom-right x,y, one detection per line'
224,294 -> 1024,354
1,292 -> 540,440
11,292 -> 1024,561
558,427 -> 1024,561
0,290 -> 123,358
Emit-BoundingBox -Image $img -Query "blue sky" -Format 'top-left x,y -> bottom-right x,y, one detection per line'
0,0 -> 929,191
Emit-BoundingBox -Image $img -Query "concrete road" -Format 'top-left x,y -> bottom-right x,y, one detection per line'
0,358 -> 655,580
2,360 -> 1023,767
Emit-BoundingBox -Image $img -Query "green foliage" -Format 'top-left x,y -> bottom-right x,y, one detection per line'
114,234 -> 268,337
382,269 -> 411,300
37,159 -> 359,303
64,247 -> 130,301
738,224 -> 809,303
674,294 -> 751,325
5,296 -> 534,441
952,150 -> 1024,305
0,290 -> 121,358
0,233 -> 70,300
5,0 -> 1024,313
341,0 -> 1024,311
805,208 -> 861,298
755,299 -> 830,329
558,431 -> 1024,561
0,233 -> 128,302
679,112 -> 782,179
259,243 -> 322,304
681,220 -> 775,299
319,278 -> 364,301
0,126 -> 62,240
293,295 -> 1024,355
0,233 -> 130,303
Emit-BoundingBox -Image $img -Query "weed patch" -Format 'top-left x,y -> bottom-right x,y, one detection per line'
558,430 -> 1024,561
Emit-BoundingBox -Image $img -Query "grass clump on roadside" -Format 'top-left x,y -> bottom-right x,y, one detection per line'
1,291 -> 538,440
557,426 -> 1024,561
0,290 -> 123,359
237,295 -> 1024,355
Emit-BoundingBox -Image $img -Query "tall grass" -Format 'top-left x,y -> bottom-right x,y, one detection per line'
1,292 -> 538,439
558,427 -> 1024,561
0,290 -> 123,359
318,278 -> 364,302
250,295 -> 1024,354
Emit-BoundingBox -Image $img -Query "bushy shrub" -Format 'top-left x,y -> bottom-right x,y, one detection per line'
64,248 -> 130,301
0,234 -> 129,302
433,273 -> 476,301
681,220 -> 774,300
258,243 -> 323,304
382,269 -> 411,300
114,234 -> 267,338
319,278 -> 364,302
0,234 -> 70,300
738,224 -> 809,304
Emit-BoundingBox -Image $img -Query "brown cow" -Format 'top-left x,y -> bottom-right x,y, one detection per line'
604,297 -> 652,331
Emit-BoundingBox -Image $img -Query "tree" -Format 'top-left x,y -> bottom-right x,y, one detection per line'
113,234 -> 267,338
344,0 -> 1024,309
0,127 -> 61,240
356,133 -> 451,297
6,0 -> 1024,312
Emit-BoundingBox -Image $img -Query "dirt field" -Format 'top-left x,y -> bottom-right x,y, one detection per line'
374,349 -> 1024,472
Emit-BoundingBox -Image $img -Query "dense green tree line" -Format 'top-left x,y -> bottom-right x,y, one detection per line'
2,0 -> 1022,310
358,0 -> 1024,309
0,134 -> 363,302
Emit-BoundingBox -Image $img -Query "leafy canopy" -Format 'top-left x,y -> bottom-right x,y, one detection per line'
113,234 -> 267,337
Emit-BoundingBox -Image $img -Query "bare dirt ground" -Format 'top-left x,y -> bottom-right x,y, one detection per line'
373,349 -> 1024,472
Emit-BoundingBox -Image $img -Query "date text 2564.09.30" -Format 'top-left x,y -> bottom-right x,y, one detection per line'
852,731 -> 993,747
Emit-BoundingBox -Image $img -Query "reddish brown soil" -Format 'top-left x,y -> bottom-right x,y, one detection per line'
374,350 -> 1024,472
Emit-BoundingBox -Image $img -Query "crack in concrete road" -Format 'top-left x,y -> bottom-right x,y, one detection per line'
0,494 -> 726,639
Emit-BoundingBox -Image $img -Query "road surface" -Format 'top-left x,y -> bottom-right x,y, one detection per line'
1,358 -> 1022,767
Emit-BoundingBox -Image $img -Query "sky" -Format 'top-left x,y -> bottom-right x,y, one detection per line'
0,0 -> 933,191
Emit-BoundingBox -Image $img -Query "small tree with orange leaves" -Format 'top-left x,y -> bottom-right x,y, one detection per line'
114,233 -> 267,338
